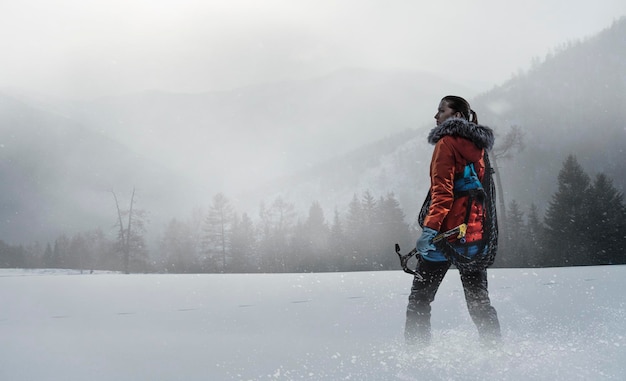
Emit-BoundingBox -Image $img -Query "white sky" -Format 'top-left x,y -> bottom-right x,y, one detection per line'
1,0 -> 626,99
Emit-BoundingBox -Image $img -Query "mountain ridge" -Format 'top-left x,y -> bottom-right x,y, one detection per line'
2,17 -> 625,246
250,17 -> 626,222
0,68 -> 472,245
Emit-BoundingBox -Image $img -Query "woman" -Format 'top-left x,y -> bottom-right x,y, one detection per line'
405,95 -> 501,347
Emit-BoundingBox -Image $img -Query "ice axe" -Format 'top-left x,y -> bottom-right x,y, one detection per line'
395,223 -> 468,278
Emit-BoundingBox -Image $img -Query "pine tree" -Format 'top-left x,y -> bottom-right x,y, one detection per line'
203,193 -> 234,272
358,191 -> 379,269
376,193 -> 411,269
329,208 -> 348,271
502,200 -> 527,267
257,197 -> 296,272
526,203 -> 544,267
230,213 -> 256,272
43,243 -> 54,268
160,218 -> 198,273
304,201 -> 330,271
68,233 -> 88,272
543,155 -> 591,266
345,194 -> 363,235
290,220 -> 312,272
344,194 -> 365,269
586,173 -> 626,264
53,235 -> 70,269
0,240 -> 26,268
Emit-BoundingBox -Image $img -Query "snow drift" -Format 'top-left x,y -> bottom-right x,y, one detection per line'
1,266 -> 624,380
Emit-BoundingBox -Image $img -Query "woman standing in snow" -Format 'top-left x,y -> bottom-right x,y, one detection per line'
405,95 -> 501,347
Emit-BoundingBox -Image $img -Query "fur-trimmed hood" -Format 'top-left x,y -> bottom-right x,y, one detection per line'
427,117 -> 494,150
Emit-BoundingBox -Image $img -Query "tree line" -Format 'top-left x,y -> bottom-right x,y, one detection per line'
1,155 -> 624,272
497,155 -> 626,267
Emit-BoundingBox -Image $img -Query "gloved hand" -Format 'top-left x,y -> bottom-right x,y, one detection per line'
416,227 -> 438,254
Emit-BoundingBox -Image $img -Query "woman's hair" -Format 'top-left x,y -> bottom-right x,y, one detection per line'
442,95 -> 478,124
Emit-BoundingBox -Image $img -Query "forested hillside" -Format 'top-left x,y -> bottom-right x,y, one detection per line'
0,94 -> 204,245
263,18 -> 626,219
1,68 -> 470,248
2,18 -> 625,272
474,17 -> 626,210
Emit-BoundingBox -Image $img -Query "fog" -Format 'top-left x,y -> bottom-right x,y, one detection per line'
1,0 -> 625,99
1,4 -> 626,377
1,1 -> 626,249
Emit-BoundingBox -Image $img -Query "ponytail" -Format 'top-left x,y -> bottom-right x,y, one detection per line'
469,109 -> 478,124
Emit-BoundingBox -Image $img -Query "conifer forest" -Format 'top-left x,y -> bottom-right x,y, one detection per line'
2,155 -> 624,273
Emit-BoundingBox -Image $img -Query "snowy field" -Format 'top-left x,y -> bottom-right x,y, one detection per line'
1,266 -> 625,381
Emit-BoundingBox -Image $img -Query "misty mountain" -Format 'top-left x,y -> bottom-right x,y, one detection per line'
3,17 -> 625,248
472,17 -> 626,211
240,127 -> 433,222
256,18 -> 626,221
1,68 -> 471,246
0,94 -> 206,245
64,68 -> 472,193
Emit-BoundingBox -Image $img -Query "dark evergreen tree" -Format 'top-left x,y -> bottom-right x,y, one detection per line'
526,203 -> 544,267
543,155 -> 591,266
68,233 -> 88,272
273,197 -> 297,272
304,201 -> 330,271
586,173 -> 626,264
160,218 -> 198,273
344,194 -> 366,269
360,191 -> 378,269
375,192 -> 411,270
22,241 -> 43,268
203,193 -> 234,272
0,240 -> 26,268
290,220 -> 312,272
329,208 -> 349,271
53,235 -> 70,269
501,199 -> 527,267
85,229 -> 115,272
257,197 -> 296,272
43,243 -> 55,268
230,212 -> 257,272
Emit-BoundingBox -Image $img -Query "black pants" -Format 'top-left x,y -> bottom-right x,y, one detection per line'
405,257 -> 501,345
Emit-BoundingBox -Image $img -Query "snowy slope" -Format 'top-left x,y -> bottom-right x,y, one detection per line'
1,266 -> 624,380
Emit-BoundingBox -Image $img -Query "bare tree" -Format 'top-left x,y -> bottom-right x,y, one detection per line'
491,125 -> 525,233
112,188 -> 147,274
112,189 -> 129,273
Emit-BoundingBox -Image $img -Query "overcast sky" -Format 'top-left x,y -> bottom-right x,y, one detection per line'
1,0 -> 626,99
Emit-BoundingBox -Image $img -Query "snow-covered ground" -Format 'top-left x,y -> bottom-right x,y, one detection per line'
1,266 -> 625,380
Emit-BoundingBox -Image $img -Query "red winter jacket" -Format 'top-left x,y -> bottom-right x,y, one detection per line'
422,118 -> 495,244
